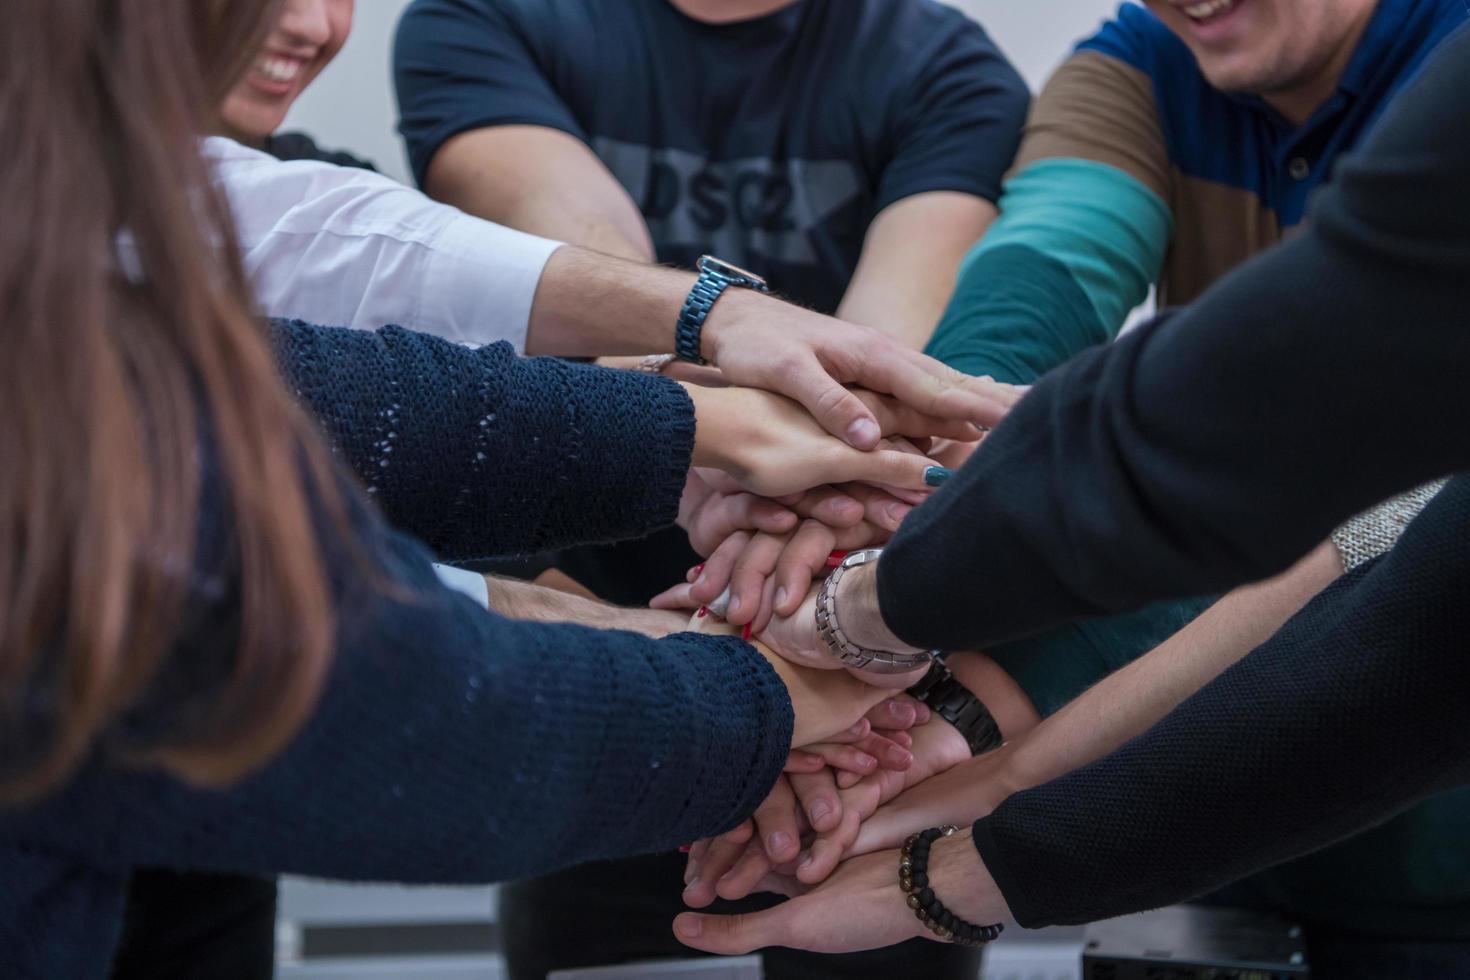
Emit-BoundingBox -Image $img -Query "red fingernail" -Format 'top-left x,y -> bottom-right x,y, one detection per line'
825,550 -> 851,569
742,624 -> 753,641
692,564 -> 705,576
678,844 -> 692,854
697,607 -> 709,619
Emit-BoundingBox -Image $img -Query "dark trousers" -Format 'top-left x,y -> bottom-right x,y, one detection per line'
501,851 -> 982,980
111,871 -> 277,980
1304,931 -> 1470,980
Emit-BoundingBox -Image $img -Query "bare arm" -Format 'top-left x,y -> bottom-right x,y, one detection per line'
485,574 -> 690,637
426,125 -> 655,263
836,192 -> 997,352
852,540 -> 1344,850
1001,540 -> 1342,792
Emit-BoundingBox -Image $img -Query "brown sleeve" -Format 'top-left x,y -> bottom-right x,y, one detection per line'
1012,50 -> 1170,201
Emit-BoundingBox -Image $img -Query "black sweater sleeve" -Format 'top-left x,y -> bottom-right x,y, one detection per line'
271,320 -> 694,563
880,25 -> 1470,651
972,476 -> 1470,927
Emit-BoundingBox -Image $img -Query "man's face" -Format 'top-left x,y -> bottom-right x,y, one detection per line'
1143,0 -> 1378,98
220,0 -> 355,140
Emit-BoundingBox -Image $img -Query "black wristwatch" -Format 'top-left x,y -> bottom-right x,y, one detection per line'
906,660 -> 1004,757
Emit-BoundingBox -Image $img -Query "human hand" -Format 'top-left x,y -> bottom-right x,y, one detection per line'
684,385 -> 978,498
654,483 -> 915,632
674,829 -> 1011,955
702,289 -> 1022,449
676,468 -> 799,557
683,713 -> 970,905
684,698 -> 930,899
752,580 -> 928,692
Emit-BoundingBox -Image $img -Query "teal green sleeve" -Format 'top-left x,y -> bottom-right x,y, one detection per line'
925,158 -> 1171,384
926,159 -> 1187,715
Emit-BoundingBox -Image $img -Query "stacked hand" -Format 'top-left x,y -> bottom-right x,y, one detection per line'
669,424 -> 1005,635
674,590 -> 1034,957
682,706 -> 974,907
675,705 -> 1022,957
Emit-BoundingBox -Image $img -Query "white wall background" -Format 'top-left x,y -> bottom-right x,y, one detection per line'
284,0 -> 1125,184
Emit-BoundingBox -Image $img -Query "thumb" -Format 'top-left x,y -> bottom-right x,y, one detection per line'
783,358 -> 882,449
674,908 -> 786,955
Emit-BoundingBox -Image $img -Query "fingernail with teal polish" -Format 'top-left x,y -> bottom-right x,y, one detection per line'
924,466 -> 955,488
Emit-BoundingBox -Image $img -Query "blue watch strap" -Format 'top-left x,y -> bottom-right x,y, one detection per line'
675,259 -> 771,365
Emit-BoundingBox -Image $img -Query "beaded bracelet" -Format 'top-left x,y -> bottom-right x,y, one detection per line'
900,826 -> 1005,948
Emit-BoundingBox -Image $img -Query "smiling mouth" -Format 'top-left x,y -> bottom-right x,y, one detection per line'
1179,0 -> 1239,23
253,54 -> 305,85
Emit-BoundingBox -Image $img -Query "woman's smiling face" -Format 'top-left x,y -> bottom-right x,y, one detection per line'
220,0 -> 355,142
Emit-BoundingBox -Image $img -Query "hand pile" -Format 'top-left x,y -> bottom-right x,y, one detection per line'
674,604 -> 1018,955
641,313 -> 1031,952
659,442 -> 1023,955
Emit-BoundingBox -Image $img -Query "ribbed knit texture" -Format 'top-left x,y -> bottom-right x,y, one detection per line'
975,478 -> 1470,927
0,321 -> 789,979
272,320 -> 696,562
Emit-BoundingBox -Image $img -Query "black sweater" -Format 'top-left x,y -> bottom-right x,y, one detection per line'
880,25 -> 1470,926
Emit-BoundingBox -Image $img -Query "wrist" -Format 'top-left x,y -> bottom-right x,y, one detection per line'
838,562 -> 920,655
944,653 -> 1042,741
757,643 -> 889,748
925,828 -> 1012,927
683,384 -> 740,472
698,280 -> 764,364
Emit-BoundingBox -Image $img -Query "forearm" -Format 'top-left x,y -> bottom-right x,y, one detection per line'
836,192 -> 997,352
498,191 -> 654,265
855,544 -> 1340,844
1002,540 -> 1341,795
525,245 -> 705,357
486,574 -> 690,638
426,127 -> 656,267
974,481 -> 1470,926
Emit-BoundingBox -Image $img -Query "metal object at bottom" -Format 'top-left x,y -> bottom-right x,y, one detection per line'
1083,905 -> 1309,979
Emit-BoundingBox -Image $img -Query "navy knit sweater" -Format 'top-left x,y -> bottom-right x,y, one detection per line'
880,25 -> 1470,926
0,322 -> 793,979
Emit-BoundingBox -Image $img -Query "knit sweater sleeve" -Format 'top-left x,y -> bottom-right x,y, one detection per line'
0,502 -> 791,899
270,318 -> 694,562
879,25 -> 1470,650
972,478 -> 1470,927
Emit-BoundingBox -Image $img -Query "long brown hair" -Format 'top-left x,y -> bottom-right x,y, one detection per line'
0,0 -> 346,801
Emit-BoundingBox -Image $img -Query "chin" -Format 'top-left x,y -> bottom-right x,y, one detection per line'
1195,59 -> 1283,96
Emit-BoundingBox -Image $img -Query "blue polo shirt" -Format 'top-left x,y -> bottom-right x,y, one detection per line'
1081,0 -> 1469,232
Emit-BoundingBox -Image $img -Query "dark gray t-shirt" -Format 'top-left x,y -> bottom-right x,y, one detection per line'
395,0 -> 1028,312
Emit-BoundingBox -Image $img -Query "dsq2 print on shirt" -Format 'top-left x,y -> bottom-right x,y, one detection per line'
396,0 -> 1028,313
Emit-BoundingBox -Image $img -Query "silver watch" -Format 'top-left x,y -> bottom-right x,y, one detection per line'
815,550 -> 933,674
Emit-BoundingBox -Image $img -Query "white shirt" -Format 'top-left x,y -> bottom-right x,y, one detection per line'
203,137 -> 562,351
433,563 -> 492,609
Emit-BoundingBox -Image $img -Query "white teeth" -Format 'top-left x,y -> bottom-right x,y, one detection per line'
255,56 -> 302,84
1182,0 -> 1235,20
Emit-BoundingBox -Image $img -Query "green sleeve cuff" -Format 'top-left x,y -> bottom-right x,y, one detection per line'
926,158 -> 1172,384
